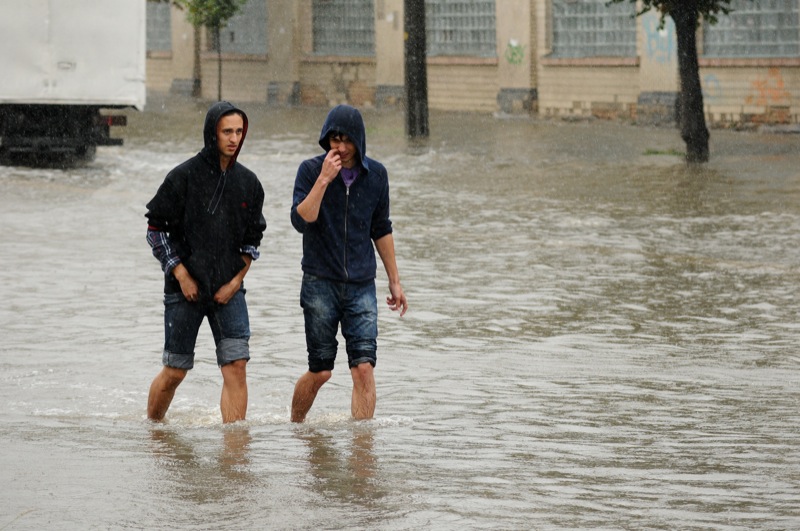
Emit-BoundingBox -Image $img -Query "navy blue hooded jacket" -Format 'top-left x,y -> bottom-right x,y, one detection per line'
146,101 -> 266,300
290,105 -> 392,283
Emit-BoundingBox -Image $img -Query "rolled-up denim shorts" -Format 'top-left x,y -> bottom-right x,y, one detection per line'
300,273 -> 378,372
162,288 -> 251,370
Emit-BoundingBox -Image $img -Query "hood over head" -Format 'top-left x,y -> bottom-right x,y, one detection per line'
202,100 -> 249,169
318,105 -> 369,171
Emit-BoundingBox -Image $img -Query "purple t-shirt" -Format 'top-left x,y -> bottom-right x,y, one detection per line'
341,166 -> 360,188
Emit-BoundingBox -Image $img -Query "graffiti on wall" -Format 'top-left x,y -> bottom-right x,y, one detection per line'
505,39 -> 526,65
745,68 -> 791,106
704,69 -> 792,108
642,13 -> 675,64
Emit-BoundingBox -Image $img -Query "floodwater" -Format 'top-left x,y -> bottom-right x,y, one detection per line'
2,95 -> 799,530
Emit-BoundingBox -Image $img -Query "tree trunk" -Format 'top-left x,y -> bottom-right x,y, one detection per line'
670,2 -> 710,163
192,24 -> 201,98
215,25 -> 222,101
404,0 -> 429,138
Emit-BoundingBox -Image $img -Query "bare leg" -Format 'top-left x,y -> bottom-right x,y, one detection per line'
291,370 -> 332,423
147,366 -> 188,421
350,362 -> 376,420
220,359 -> 248,423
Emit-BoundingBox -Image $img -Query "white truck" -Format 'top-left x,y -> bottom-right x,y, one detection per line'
0,0 -> 146,164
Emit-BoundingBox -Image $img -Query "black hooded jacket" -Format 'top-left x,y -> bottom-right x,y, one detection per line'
146,101 -> 266,299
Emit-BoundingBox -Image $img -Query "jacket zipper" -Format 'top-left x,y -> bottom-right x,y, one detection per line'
343,185 -> 350,280
207,169 -> 227,215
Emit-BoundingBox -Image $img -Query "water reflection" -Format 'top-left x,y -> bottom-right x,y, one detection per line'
295,425 -> 385,507
148,425 -> 254,505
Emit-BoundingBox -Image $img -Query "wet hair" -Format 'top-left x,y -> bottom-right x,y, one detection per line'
329,131 -> 351,142
221,109 -> 244,120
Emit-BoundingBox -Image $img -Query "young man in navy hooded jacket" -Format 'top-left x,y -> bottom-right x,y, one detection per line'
145,101 -> 266,423
290,104 -> 408,422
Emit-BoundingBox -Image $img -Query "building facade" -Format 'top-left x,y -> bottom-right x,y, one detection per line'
146,0 -> 800,125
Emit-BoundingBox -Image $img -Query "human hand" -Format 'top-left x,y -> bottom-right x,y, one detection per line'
213,277 -> 241,305
173,263 -> 199,302
319,149 -> 342,185
386,282 -> 408,317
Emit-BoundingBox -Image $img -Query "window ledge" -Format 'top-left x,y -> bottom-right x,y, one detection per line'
200,52 -> 268,62
302,55 -> 376,64
540,56 -> 640,67
699,57 -> 800,67
426,56 -> 498,66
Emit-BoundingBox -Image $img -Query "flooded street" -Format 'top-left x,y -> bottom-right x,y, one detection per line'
2,96 -> 799,529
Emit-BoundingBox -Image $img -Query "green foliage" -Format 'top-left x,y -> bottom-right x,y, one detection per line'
606,0 -> 750,28
174,0 -> 247,31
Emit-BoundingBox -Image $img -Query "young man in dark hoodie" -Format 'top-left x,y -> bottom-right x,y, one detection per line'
145,101 -> 266,423
290,105 -> 408,422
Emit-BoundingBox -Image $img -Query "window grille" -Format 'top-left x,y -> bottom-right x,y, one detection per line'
703,0 -> 800,58
219,0 -> 268,55
146,1 -> 172,52
551,0 -> 637,58
312,0 -> 375,56
425,0 -> 496,57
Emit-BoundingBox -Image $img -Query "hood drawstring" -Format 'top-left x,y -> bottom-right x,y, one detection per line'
206,171 -> 227,214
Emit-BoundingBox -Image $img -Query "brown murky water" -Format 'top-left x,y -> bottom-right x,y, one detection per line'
1,95 -> 799,529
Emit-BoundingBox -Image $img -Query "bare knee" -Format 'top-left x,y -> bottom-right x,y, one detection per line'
295,370 -> 330,395
160,366 -> 188,389
350,362 -> 374,384
221,359 -> 248,382
310,370 -> 333,388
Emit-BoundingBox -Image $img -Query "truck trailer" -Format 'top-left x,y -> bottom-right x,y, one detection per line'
0,0 -> 146,165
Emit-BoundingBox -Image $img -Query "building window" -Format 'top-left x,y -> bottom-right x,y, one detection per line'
425,0 -> 496,57
217,0 -> 268,55
147,1 -> 172,52
312,0 -> 375,56
703,0 -> 800,58
551,0 -> 637,58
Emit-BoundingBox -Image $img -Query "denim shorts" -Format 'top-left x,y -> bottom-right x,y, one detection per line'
300,274 -> 378,372
162,288 -> 251,370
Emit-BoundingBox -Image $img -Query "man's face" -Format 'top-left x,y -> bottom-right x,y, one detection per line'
216,113 -> 244,159
329,133 -> 357,169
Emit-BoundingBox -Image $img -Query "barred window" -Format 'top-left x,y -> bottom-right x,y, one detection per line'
425,0 -> 496,57
146,1 -> 172,52
218,0 -> 268,55
703,0 -> 800,58
312,0 -> 375,56
551,0 -> 637,58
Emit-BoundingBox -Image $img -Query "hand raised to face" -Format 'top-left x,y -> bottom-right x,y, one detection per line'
319,148 -> 342,185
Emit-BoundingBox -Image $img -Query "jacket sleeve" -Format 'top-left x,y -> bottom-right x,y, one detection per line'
242,178 -> 267,250
290,160 -> 316,233
145,171 -> 184,231
370,168 -> 393,241
145,172 -> 186,273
